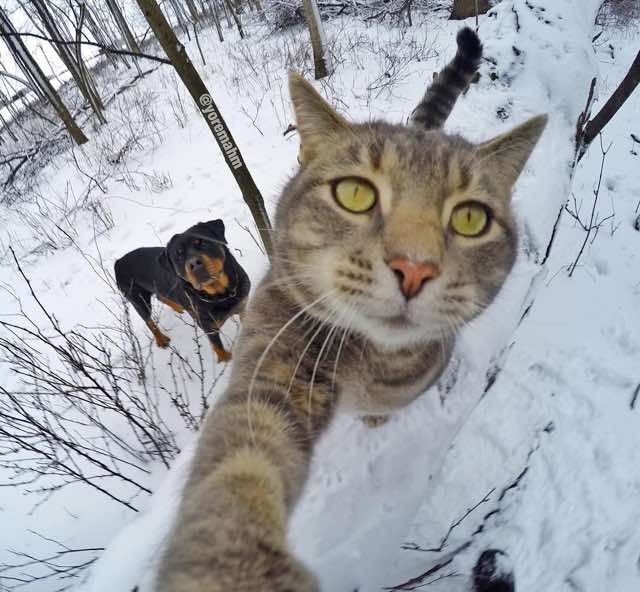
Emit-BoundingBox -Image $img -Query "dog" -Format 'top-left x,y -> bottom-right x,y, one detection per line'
114,219 -> 250,362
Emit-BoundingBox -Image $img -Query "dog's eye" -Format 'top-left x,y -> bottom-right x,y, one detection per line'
177,247 -> 185,257
192,239 -> 201,247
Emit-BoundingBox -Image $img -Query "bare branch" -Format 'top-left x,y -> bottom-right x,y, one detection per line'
0,30 -> 172,65
577,49 -> 640,160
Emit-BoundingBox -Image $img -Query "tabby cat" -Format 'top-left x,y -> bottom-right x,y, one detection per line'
156,28 -> 545,592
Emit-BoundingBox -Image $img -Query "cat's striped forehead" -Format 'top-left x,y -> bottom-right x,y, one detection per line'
309,121 -> 478,211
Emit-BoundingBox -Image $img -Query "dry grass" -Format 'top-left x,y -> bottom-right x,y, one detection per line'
596,0 -> 640,29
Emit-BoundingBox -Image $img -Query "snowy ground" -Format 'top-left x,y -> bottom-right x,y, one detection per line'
1,1 -> 639,591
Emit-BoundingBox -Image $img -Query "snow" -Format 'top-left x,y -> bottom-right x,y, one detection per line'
2,1 -> 640,591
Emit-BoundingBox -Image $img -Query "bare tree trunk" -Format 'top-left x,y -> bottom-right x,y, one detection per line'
74,2 -> 108,123
0,7 -> 88,145
219,0 -> 233,29
133,0 -> 274,256
578,49 -> 640,159
184,0 -> 201,22
450,0 -> 490,20
223,0 -> 245,38
105,0 -> 142,74
0,90 -> 19,142
83,4 -> 121,68
30,0 -> 106,123
167,0 -> 192,34
302,0 -> 329,80
208,0 -> 224,42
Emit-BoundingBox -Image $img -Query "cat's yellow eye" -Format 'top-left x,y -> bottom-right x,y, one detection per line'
450,202 -> 490,237
332,177 -> 377,213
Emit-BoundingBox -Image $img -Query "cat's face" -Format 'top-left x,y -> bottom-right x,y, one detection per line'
274,74 -> 546,350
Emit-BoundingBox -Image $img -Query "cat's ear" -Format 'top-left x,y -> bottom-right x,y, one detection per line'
475,114 -> 548,195
289,72 -> 350,163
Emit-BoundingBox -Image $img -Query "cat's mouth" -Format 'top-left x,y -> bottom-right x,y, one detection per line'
366,311 -> 413,328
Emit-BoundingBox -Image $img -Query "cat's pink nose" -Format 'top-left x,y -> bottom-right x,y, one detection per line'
388,257 -> 440,299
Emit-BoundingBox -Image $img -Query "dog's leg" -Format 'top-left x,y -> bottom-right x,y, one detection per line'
115,263 -> 171,349
146,319 -> 171,349
158,295 -> 185,314
124,284 -> 171,348
208,329 -> 232,363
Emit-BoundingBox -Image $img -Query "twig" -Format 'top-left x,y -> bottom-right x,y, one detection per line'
402,488 -> 495,553
575,77 -> 597,160
568,135 -> 611,276
540,203 -> 565,265
511,6 -> 520,32
631,384 -> 640,410
235,217 -> 266,255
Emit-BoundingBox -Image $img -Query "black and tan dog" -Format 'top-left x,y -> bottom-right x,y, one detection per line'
114,219 -> 250,362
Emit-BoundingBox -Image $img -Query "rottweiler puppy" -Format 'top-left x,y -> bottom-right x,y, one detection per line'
114,219 -> 250,362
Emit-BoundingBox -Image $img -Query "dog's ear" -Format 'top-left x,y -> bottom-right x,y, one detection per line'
204,219 -> 226,243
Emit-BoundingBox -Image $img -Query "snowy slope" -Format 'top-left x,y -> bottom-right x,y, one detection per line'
2,1 -> 639,591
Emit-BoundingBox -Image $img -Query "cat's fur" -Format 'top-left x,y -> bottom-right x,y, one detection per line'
156,29 -> 546,592
411,27 -> 483,129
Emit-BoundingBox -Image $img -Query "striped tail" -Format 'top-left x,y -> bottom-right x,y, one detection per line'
411,27 -> 483,130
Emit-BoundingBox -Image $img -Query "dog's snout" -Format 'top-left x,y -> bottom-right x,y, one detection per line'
187,256 -> 204,271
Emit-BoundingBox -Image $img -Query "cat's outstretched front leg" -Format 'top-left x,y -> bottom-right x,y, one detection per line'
155,398 -> 321,592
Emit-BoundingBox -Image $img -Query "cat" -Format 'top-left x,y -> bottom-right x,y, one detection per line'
155,28 -> 546,592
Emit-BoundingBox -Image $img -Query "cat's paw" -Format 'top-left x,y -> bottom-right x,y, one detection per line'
225,550 -> 319,592
159,548 -> 318,592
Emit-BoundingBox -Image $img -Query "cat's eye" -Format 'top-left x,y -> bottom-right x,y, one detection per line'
450,202 -> 490,237
332,177 -> 377,213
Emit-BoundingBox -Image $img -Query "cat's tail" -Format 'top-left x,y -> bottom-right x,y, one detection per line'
411,27 -> 483,130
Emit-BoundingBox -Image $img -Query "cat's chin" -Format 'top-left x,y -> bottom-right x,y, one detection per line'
350,311 -> 449,351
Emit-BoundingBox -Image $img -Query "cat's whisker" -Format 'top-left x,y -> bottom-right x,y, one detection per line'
435,327 -> 448,371
284,311 -> 335,405
246,289 -> 337,443
437,310 -> 462,341
257,272 -> 318,293
270,255 -> 322,270
306,307 -> 344,428
331,299 -> 359,394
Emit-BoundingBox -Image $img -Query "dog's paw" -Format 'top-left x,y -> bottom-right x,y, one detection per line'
155,333 -> 171,349
214,347 -> 232,363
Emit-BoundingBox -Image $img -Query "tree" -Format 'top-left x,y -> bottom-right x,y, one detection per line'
105,0 -> 143,74
133,0 -> 274,256
0,7 -> 88,145
577,49 -> 640,160
29,0 -> 106,124
450,0 -> 490,20
302,0 -> 329,79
